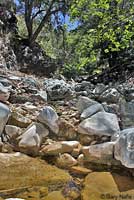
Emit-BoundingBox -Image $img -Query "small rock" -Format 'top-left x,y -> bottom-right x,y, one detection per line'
8,112 -> 31,128
61,141 -> 79,149
58,119 -> 77,139
62,180 -> 80,200
56,153 -> 77,168
0,137 -> 3,152
93,83 -> 108,96
70,166 -> 92,175
2,143 -> 13,153
22,102 -> 37,112
31,91 -> 47,102
79,134 -> 93,145
71,146 -> 81,158
102,102 -> 119,115
40,141 -> 79,156
36,90 -> 47,101
5,125 -> 21,139
0,83 -> 10,102
77,154 -> 85,166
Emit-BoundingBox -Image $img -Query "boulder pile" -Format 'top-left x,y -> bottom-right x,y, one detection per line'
0,70 -> 134,172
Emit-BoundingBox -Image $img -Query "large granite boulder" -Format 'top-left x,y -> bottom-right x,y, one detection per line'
114,128 -> 134,168
0,102 -> 10,136
0,153 -> 71,191
81,172 -> 134,200
37,106 -> 59,134
44,79 -> 74,100
78,112 -> 120,137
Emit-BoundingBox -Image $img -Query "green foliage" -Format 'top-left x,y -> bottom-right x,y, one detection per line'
17,15 -> 27,37
65,0 -> 134,74
15,0 -> 134,77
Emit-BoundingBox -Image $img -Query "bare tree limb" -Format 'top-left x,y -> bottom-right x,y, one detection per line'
32,9 -> 46,20
30,0 -> 56,43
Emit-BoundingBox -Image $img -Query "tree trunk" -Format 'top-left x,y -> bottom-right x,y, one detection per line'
24,0 -> 33,41
29,0 -> 55,43
30,14 -> 50,43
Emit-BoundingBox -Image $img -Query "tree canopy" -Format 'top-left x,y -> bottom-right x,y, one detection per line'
16,0 -> 69,43
5,0 -> 134,78
65,0 -> 134,75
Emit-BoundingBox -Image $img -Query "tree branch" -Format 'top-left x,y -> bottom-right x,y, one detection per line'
32,9 -> 46,20
30,0 -> 56,42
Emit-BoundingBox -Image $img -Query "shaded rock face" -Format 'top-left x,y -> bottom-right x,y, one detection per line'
0,5 -> 17,70
0,35 -> 17,70
16,43 -> 58,76
0,6 -> 58,75
115,128 -> 134,168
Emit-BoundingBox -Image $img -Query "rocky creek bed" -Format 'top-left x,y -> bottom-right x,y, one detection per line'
0,69 -> 134,200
